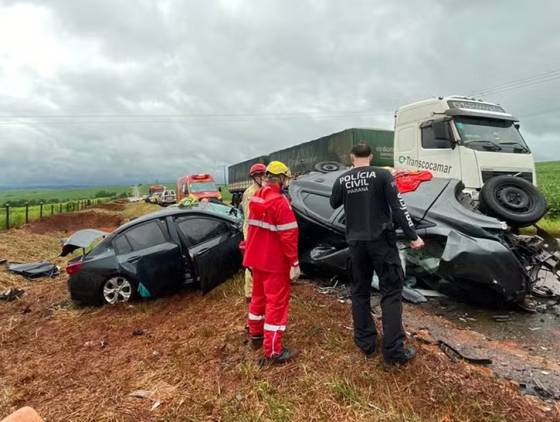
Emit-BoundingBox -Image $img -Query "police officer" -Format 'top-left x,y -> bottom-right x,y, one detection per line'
330,143 -> 424,365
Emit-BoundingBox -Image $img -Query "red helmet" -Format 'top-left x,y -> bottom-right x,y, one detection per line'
249,163 -> 266,176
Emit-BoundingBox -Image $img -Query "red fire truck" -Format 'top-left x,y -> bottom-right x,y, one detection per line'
176,173 -> 222,202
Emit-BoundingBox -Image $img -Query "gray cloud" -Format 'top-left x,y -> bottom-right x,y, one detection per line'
0,0 -> 559,187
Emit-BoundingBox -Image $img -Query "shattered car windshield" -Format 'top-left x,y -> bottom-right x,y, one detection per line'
454,117 -> 530,154
190,182 -> 218,192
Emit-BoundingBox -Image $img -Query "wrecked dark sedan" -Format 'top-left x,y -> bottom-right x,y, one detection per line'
64,203 -> 243,305
290,170 -> 560,306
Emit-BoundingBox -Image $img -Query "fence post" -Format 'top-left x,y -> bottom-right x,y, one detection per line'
25,202 -> 29,224
51,204 -> 54,215
5,204 -> 9,230
40,201 -> 43,218
59,203 -> 62,213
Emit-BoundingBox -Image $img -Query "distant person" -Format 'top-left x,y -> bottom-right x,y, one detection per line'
244,161 -> 300,365
241,163 -> 266,302
330,143 -> 424,365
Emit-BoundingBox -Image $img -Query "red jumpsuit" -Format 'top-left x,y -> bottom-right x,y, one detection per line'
243,183 -> 299,358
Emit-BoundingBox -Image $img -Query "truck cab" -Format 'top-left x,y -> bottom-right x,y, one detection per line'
393,96 -> 535,192
176,173 -> 222,203
393,96 -> 547,227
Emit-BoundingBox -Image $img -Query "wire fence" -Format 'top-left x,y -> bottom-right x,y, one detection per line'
0,197 -> 113,231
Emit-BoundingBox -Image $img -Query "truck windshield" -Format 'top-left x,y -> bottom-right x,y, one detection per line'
190,182 -> 218,192
454,117 -> 530,154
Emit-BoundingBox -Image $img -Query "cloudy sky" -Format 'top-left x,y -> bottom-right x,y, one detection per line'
0,0 -> 559,187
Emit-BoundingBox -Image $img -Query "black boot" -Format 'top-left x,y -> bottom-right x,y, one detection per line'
259,347 -> 299,366
384,346 -> 416,365
250,335 -> 263,350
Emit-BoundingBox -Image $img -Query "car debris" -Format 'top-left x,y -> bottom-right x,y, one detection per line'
0,288 -> 24,301
8,262 -> 59,279
439,340 -> 493,365
492,315 -> 512,322
289,170 -> 560,306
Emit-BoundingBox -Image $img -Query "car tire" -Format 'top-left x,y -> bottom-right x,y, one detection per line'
479,175 -> 547,227
314,161 -> 344,173
100,275 -> 136,305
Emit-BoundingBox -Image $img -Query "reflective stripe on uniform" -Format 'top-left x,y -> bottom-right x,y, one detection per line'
248,313 -> 265,321
264,323 -> 286,331
247,219 -> 298,232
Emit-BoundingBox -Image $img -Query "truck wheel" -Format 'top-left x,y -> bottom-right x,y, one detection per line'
479,175 -> 547,227
314,161 -> 344,173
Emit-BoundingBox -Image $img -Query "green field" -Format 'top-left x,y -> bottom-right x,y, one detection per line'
0,185 -> 131,207
535,161 -> 560,219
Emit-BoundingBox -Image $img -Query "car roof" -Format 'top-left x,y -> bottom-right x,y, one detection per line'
113,204 -> 240,235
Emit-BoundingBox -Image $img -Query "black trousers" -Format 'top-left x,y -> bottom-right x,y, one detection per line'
348,232 -> 406,359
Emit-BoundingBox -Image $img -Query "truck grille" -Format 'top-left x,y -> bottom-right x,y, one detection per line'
481,171 -> 533,184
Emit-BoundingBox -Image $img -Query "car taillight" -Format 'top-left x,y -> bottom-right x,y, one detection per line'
395,170 -> 432,193
66,261 -> 83,275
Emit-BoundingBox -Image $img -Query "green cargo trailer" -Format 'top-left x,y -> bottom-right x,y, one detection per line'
228,128 -> 394,193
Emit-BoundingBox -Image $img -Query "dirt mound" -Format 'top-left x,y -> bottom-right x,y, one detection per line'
95,202 -> 126,211
25,211 -> 123,235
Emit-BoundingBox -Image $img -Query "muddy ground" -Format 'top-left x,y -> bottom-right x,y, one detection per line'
0,203 -> 559,421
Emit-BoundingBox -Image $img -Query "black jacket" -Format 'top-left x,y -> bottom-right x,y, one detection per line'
330,166 -> 418,242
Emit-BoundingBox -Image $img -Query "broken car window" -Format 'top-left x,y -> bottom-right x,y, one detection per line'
176,217 -> 228,245
124,221 -> 167,251
113,234 -> 133,255
87,238 -> 112,257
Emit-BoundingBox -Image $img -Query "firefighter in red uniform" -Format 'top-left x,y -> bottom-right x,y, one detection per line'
244,161 -> 300,364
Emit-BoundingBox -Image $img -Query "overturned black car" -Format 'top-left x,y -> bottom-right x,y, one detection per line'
64,203 -> 243,305
289,170 -> 560,306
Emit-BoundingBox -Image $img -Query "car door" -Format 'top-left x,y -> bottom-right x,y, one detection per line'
113,219 -> 183,298
174,215 -> 242,294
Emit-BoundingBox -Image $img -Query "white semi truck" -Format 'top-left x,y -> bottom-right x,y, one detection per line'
393,96 -> 545,226
229,95 -> 547,226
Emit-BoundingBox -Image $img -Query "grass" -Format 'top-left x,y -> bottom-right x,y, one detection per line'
536,161 -> 560,219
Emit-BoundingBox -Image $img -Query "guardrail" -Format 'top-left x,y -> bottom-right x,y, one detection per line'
0,197 -> 113,231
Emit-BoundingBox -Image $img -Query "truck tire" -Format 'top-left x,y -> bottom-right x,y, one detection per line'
479,175 -> 547,227
314,161 -> 344,173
